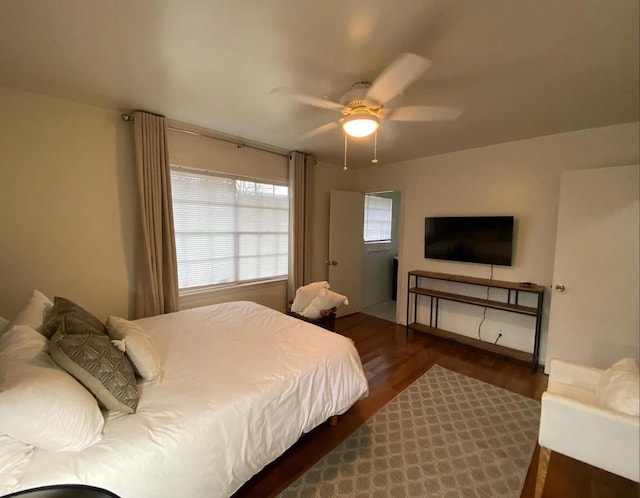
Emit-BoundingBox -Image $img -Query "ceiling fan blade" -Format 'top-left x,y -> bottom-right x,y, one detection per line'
366,53 -> 431,105
389,105 -> 463,122
271,87 -> 344,112
300,121 -> 339,140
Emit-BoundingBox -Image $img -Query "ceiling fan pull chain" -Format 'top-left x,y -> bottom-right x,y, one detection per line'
343,133 -> 348,171
372,129 -> 379,164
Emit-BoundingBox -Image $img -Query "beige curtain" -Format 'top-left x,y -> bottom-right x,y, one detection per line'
288,151 -> 313,299
133,111 -> 179,317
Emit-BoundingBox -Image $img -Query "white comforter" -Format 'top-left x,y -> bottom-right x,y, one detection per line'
11,301 -> 369,497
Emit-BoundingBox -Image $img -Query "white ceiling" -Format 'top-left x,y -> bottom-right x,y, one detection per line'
0,0 -> 637,166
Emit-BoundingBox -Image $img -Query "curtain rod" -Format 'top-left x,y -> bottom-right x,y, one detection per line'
121,113 -> 290,158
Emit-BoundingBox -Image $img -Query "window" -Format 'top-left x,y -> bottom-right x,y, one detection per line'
363,194 -> 393,243
170,168 -> 288,290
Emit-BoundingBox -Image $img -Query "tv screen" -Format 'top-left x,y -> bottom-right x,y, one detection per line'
424,216 -> 514,266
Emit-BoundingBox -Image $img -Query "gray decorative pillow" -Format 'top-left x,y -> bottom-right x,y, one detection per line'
43,297 -> 107,339
49,316 -> 139,413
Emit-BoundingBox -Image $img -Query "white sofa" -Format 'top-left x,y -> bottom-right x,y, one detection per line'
536,358 -> 639,497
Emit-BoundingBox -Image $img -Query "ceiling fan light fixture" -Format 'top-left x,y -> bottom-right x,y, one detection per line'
342,114 -> 379,138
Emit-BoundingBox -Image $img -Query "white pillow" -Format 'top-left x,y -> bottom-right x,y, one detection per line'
300,288 -> 349,319
107,316 -> 162,381
0,435 -> 33,489
596,358 -> 640,416
6,289 -> 53,334
291,281 -> 330,313
0,325 -> 104,451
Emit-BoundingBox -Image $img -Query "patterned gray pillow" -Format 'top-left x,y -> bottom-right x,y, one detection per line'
49,315 -> 139,413
43,297 -> 107,339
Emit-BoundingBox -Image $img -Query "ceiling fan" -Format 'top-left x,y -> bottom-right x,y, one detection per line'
273,53 -> 462,168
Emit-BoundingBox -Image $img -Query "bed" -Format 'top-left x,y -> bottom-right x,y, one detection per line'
4,301 -> 369,498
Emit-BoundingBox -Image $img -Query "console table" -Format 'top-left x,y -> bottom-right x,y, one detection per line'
406,270 -> 544,367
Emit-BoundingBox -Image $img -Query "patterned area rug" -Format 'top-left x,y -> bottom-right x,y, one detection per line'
279,365 -> 540,498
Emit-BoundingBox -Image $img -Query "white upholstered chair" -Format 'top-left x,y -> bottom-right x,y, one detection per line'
535,358 -> 640,497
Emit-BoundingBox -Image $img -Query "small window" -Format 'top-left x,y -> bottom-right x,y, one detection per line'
364,194 -> 393,243
171,168 -> 289,290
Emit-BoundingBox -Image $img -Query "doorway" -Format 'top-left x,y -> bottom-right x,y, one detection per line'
360,190 -> 402,322
545,164 -> 639,370
328,190 -> 365,317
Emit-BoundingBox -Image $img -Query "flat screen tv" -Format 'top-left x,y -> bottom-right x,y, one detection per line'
424,216 -> 514,266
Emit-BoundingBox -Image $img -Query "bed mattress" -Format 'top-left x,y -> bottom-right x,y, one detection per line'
8,301 -> 369,498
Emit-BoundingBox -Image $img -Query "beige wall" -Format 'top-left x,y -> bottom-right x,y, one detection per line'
166,125 -> 290,311
319,122 -> 639,362
307,161 -> 358,283
0,87 -> 137,321
0,88 -> 310,321
2,84 -> 637,351
167,126 -> 288,182
179,279 -> 287,313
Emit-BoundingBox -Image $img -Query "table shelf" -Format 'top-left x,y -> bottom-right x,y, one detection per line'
406,270 -> 544,367
408,322 -> 534,363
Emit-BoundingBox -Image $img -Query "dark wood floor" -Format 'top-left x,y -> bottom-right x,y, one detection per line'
234,313 -> 638,498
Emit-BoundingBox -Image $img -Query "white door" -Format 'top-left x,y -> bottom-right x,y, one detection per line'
328,190 -> 364,317
545,165 -> 639,372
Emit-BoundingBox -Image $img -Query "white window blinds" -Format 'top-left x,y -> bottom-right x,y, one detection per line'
170,168 -> 289,290
363,194 -> 393,243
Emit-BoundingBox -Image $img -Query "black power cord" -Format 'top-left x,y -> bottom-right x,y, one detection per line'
477,265 -> 494,340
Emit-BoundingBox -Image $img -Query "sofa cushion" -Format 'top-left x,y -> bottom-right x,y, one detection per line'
596,358 -> 639,416
547,380 -> 598,407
